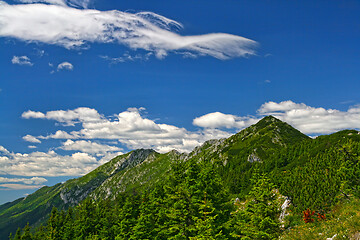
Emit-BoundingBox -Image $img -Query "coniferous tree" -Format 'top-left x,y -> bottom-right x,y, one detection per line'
230,173 -> 280,240
48,207 -> 62,240
115,194 -> 140,239
20,223 -> 32,240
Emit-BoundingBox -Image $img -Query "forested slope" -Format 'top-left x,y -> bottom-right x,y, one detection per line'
3,116 -> 360,239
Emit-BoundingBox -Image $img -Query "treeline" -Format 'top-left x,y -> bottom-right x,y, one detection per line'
10,159 -> 281,240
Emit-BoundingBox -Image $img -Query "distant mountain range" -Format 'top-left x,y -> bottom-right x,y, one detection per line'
1,115 -> 359,239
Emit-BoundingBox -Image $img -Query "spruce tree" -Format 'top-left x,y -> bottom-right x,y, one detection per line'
231,173 -> 280,240
20,223 -> 32,240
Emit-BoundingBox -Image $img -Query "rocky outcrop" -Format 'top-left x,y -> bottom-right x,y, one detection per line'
247,152 -> 262,163
279,197 -> 291,224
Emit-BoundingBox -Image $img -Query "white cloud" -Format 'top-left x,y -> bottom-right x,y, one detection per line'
22,107 -> 231,153
193,100 -> 360,135
100,52 -> 152,64
15,0 -> 92,8
60,139 -> 122,155
193,112 -> 258,129
0,1 -> 257,59
20,102 -> 360,157
41,130 -> 75,139
22,107 -> 102,126
0,149 -> 99,176
57,61 -> 73,71
23,134 -> 41,143
0,183 -> 44,190
28,145 -> 37,149
11,55 -> 33,66
9,101 -> 360,178
21,110 -> 46,119
0,146 -> 10,154
258,101 -> 360,134
0,176 -> 47,184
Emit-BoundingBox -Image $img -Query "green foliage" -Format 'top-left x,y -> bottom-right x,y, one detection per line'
3,117 -> 360,239
281,198 -> 360,240
280,140 -> 360,213
230,173 -> 280,239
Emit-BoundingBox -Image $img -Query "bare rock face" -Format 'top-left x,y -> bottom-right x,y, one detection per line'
279,197 -> 291,223
60,149 -> 157,205
247,152 -> 262,163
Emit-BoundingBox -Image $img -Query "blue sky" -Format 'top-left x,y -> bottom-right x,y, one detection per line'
1,0 -> 360,204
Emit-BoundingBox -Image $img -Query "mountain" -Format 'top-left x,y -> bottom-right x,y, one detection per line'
1,116 -> 359,239
0,149 -> 182,238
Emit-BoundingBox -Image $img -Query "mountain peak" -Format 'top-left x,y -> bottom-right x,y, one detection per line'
231,115 -> 309,149
253,115 -> 284,128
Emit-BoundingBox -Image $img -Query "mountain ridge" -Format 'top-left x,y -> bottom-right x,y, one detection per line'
1,115 -> 359,239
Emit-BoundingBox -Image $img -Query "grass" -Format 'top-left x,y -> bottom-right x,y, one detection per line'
280,198 -> 360,240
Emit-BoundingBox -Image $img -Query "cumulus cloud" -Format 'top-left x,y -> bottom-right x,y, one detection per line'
11,55 -> 33,66
23,107 -> 231,153
19,102 -> 360,157
21,110 -> 46,119
193,100 -> 360,135
0,183 -> 44,190
257,101 -> 360,134
0,1 -> 257,59
22,107 -> 102,126
0,146 -> 10,154
60,139 -> 122,155
193,112 -> 258,129
0,176 -> 47,184
42,130 -> 75,139
0,177 -> 47,190
0,148 -> 99,176
9,101 -> 360,178
57,61 -> 73,71
23,134 -> 41,143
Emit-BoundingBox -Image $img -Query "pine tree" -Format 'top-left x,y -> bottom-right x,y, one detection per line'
115,194 -> 140,239
13,228 -> 22,240
62,207 -> 74,240
230,173 -> 280,240
190,192 -> 227,240
20,223 -> 32,240
74,198 -> 98,239
48,207 -> 61,240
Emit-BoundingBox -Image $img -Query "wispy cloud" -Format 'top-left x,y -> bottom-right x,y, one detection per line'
11,55 -> 33,66
0,1 -> 257,59
100,52 -> 152,64
15,0 -> 92,9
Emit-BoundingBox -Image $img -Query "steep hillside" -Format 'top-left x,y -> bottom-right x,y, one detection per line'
0,149 -> 164,239
187,116 -> 310,194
